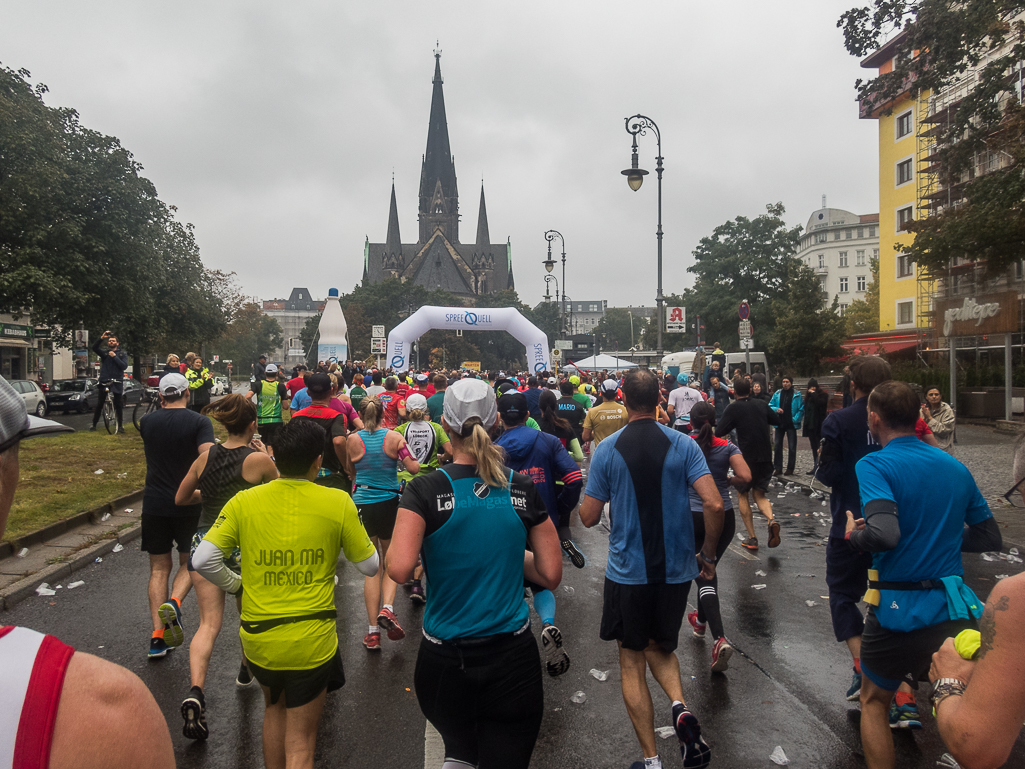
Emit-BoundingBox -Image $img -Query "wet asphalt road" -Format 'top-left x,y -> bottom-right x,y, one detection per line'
6,483 -> 1025,768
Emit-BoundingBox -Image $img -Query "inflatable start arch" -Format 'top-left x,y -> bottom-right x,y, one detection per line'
386,306 -> 551,373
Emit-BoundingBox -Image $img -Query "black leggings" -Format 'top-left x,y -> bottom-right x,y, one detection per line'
691,508 -> 737,640
415,630 -> 543,769
806,429 -> 822,467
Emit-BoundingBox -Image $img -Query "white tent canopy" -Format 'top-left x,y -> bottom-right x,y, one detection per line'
567,354 -> 639,372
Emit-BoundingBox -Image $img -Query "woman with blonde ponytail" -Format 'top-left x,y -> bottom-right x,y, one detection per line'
388,379 -> 563,768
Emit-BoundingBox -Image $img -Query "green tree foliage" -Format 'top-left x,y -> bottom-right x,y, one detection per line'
522,301 -> 561,344
839,2 -> 1025,274
596,307 -> 654,352
844,257 -> 881,335
683,203 -> 804,351
768,263 -> 847,374
213,303 -> 283,371
0,65 -> 228,355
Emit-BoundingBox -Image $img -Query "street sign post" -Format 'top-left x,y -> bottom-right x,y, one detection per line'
739,299 -> 752,371
554,339 -> 573,351
738,320 -> 752,338
371,338 -> 386,354
372,325 -> 385,339
666,306 -> 686,333
739,300 -> 750,321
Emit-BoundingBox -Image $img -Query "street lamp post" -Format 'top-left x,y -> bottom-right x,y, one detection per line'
622,115 -> 664,362
543,230 -> 566,337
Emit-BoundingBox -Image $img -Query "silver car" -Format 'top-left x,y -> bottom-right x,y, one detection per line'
212,377 -> 232,396
9,379 -> 48,417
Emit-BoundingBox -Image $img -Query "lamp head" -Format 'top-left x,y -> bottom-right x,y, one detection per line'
622,167 -> 648,191
543,258 -> 556,274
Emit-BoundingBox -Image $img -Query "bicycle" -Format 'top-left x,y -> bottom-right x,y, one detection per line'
98,381 -> 120,434
133,387 -> 161,431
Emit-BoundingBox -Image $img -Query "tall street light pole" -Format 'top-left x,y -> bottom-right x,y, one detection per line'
622,115 -> 664,362
544,230 -> 566,336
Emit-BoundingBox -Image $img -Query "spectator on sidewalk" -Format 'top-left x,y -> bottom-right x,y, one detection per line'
769,376 -> 803,476
91,330 -> 128,433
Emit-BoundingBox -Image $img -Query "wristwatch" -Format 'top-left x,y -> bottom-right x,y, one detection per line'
930,678 -> 967,711
699,552 -> 717,564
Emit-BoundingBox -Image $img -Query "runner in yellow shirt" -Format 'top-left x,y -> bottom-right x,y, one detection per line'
582,379 -> 630,447
192,419 -> 378,769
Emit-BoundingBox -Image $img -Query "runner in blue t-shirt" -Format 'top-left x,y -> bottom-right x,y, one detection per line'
846,381 -> 1001,767
581,368 -> 723,769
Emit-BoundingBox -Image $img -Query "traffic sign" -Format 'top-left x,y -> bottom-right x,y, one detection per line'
555,340 -> 573,350
740,338 -> 755,350
739,301 -> 750,321
551,348 -> 562,360
666,306 -> 686,333
738,320 -> 752,339
371,338 -> 386,354
372,325 -> 385,338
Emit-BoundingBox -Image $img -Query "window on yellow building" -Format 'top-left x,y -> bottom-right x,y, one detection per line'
897,158 -> 913,185
897,301 -> 914,325
897,254 -> 914,278
896,110 -> 913,139
897,206 -> 914,232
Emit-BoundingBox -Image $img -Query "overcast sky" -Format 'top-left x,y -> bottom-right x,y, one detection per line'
2,1 -> 880,310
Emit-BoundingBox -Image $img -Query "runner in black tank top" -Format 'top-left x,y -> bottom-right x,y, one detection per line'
176,395 -> 278,740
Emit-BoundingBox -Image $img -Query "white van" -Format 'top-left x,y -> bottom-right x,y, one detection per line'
660,351 -> 697,378
723,352 -> 771,381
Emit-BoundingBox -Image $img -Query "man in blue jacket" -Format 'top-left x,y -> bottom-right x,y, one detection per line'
495,391 -> 583,677
768,375 -> 803,476
91,330 -> 128,433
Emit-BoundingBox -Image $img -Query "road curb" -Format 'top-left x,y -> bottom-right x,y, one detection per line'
0,522 -> 142,612
0,489 -> 143,560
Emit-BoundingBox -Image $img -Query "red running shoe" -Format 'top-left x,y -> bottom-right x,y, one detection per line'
687,611 -> 706,638
363,632 -> 381,650
710,637 -> 734,673
377,607 -> 405,641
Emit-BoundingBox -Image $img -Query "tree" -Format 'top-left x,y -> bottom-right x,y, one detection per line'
768,263 -> 847,375
523,301 -> 561,344
683,203 -> 804,351
845,257 -> 881,335
213,303 -> 283,373
839,2 -> 1025,275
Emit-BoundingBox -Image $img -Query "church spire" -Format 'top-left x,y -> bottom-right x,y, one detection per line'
476,184 -> 490,246
419,49 -> 459,243
386,181 -> 401,251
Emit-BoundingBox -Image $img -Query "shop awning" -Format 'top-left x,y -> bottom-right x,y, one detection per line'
0,339 -> 32,349
841,333 -> 918,354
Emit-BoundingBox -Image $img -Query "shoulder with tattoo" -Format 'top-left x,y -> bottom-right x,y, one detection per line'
977,574 -> 1025,660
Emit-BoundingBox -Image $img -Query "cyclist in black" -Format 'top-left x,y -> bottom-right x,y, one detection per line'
91,330 -> 128,433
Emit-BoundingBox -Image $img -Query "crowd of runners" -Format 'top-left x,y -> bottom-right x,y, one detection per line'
2,347 -> 1025,769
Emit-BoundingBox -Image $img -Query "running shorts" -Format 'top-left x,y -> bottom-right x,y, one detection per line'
187,528 -> 241,574
248,647 -> 345,708
600,578 -> 691,653
140,513 -> 199,555
257,421 -> 282,447
860,610 -> 976,692
736,460 -> 773,494
356,498 -> 399,539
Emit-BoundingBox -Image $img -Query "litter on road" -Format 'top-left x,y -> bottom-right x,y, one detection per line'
17,547 -> 28,558
111,543 -> 124,553
35,583 -> 56,596
751,584 -> 767,590
654,726 -> 676,740
589,669 -> 609,681
68,580 -> 85,589
570,692 -> 587,704
770,746 -> 790,765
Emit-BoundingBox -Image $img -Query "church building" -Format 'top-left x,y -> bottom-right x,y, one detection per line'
362,53 -> 514,301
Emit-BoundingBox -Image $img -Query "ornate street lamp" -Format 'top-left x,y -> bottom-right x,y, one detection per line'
622,114 -> 664,360
543,230 -> 566,337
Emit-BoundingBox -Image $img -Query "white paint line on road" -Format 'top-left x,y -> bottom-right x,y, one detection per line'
425,720 -> 445,768
729,542 -> 760,561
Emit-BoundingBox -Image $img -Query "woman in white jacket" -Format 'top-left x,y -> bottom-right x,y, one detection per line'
922,385 -> 956,452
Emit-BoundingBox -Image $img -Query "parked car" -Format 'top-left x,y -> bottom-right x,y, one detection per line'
212,376 -> 232,396
8,379 -> 48,417
47,379 -> 99,413
120,378 -> 146,407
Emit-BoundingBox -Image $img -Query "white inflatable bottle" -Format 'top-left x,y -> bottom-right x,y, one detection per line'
316,288 -> 348,365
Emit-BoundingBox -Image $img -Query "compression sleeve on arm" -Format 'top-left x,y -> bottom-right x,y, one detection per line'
568,438 -> 584,463
193,539 -> 243,595
848,499 -> 901,552
962,517 -> 1002,553
353,550 -> 380,577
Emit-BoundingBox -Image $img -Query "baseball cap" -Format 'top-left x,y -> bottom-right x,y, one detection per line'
497,391 -> 528,420
307,372 -> 332,396
406,393 -> 428,412
443,379 -> 497,433
0,377 -> 72,453
496,382 -> 518,396
547,376 -> 557,386
602,378 -> 620,394
415,373 -> 429,384
159,373 -> 189,396
676,372 -> 689,385
265,363 -> 278,374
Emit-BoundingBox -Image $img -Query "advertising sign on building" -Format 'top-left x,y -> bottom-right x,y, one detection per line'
935,291 -> 1019,338
461,361 -> 481,371
666,306 -> 686,333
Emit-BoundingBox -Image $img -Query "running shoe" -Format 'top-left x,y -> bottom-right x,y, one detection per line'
672,703 -> 711,769
767,520 -> 781,549
157,599 -> 185,648
889,702 -> 923,730
710,637 -> 733,673
741,537 -> 759,551
377,607 -> 405,641
846,670 -> 862,701
687,611 -> 706,639
561,539 -> 586,569
181,687 -> 208,740
363,631 -> 381,650
541,624 -> 571,677
409,583 -> 426,604
148,637 -> 170,659
236,660 -> 254,687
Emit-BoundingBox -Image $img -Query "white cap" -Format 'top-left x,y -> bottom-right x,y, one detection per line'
415,373 -> 429,384
442,379 -> 497,433
159,373 -> 189,396
547,376 -> 557,386
405,393 -> 428,412
602,378 -> 619,393
0,377 -> 71,453
265,364 -> 278,374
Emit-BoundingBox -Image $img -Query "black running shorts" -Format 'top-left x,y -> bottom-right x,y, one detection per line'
141,513 -> 199,555
736,460 -> 774,494
257,421 -> 282,447
860,609 -> 976,692
600,578 -> 691,653
357,498 -> 399,540
248,648 -> 345,708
